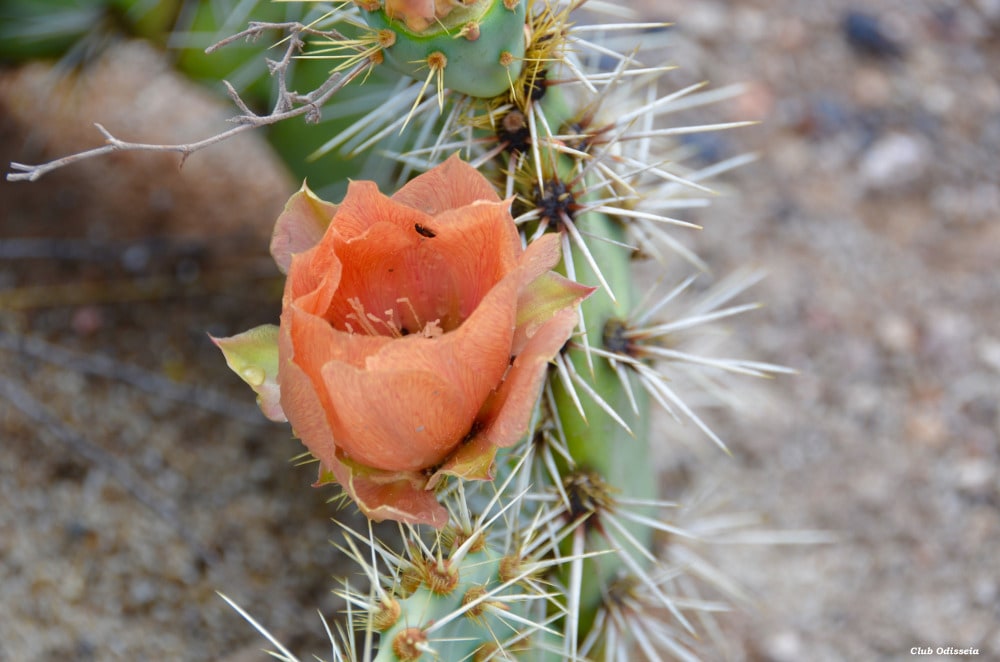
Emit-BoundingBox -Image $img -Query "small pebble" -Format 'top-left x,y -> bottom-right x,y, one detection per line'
876,313 -> 918,353
977,0 -> 1000,21
763,630 -> 805,662
842,10 -> 905,59
977,337 -> 1000,373
954,457 -> 995,495
71,305 -> 104,336
858,132 -> 930,190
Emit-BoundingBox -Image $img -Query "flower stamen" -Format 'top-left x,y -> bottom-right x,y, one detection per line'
346,297 -> 413,337
346,297 -> 385,336
396,296 -> 423,333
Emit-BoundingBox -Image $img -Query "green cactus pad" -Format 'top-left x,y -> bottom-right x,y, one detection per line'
361,0 -> 526,99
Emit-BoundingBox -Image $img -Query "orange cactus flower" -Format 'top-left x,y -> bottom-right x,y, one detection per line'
216,155 -> 592,528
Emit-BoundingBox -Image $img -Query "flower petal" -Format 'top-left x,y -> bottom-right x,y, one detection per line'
327,198 -> 521,333
364,231 -> 573,419
322,454 -> 448,528
279,304 -> 392,466
280,318 -> 448,528
384,0 -> 437,32
480,307 -> 580,449
212,324 -> 285,422
392,153 -> 500,215
362,274 -> 516,417
285,242 -> 343,319
330,180 -> 429,240
270,182 -> 338,274
320,362 -> 474,472
278,322 -> 341,467
418,199 -> 522,320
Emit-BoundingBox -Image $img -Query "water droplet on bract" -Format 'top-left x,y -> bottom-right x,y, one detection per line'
241,366 -> 266,387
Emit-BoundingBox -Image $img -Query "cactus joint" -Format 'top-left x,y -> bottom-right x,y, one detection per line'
605,574 -> 642,610
473,642 -> 504,662
400,564 -> 422,596
426,51 -> 447,70
445,526 -> 486,553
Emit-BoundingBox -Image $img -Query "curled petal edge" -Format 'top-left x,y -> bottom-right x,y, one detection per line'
271,181 -> 338,275
391,152 -> 501,214
315,455 -> 449,529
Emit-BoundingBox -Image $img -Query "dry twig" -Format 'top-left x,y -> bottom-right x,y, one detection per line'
6,21 -> 363,183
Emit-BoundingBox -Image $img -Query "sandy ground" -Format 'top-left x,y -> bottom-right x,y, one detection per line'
2,1 -> 999,660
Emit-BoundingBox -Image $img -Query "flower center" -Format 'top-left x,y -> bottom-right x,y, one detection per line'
343,296 -> 444,339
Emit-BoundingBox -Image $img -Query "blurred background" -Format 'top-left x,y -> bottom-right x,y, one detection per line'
2,0 -> 998,660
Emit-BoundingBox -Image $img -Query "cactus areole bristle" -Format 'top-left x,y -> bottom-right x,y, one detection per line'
361,0 -> 527,98
392,627 -> 428,661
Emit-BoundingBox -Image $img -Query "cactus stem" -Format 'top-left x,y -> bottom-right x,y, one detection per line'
533,428 -> 575,507
602,317 -> 639,357
444,526 -> 486,555
473,642 -> 510,662
552,352 -> 634,435
516,177 -> 620,304
550,353 -> 587,422
497,553 -> 525,585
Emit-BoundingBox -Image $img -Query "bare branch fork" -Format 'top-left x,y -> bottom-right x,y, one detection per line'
6,21 -> 362,183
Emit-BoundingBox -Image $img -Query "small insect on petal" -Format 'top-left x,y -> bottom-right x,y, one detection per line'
414,223 -> 437,238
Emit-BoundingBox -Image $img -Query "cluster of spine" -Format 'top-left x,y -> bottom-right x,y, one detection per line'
267,1 -> 786,659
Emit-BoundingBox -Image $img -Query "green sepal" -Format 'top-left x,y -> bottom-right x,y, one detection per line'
211,324 -> 284,422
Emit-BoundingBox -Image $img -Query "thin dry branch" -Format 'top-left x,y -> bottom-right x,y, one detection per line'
6,21 -> 362,183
